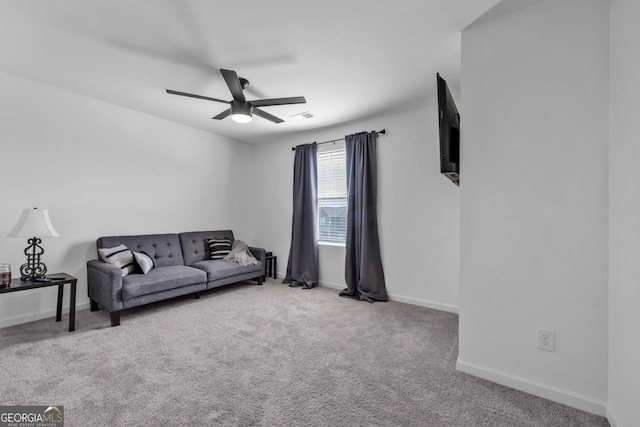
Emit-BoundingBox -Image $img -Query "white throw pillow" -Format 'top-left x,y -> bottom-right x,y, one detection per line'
98,244 -> 135,276
134,251 -> 154,274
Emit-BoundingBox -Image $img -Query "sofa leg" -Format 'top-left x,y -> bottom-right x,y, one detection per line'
90,299 -> 99,312
195,292 -> 201,299
110,311 -> 121,327
257,276 -> 263,286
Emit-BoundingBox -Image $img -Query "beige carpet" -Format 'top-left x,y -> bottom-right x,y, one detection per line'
0,281 -> 609,427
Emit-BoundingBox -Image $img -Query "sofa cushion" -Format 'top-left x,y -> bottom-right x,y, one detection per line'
190,259 -> 261,282
98,234 -> 185,268
98,244 -> 135,276
122,265 -> 207,300
179,231 -> 235,265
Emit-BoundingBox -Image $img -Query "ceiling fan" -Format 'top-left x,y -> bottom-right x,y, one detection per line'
166,69 -> 306,124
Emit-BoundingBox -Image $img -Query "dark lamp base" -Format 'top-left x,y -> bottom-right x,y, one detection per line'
19,237 -> 49,281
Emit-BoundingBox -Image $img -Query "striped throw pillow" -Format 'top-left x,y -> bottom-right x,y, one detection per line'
98,244 -> 135,276
207,238 -> 232,260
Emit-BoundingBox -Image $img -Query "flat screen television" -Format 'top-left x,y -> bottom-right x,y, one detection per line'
437,73 -> 460,186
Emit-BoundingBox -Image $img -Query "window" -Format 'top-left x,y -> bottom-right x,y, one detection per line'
318,148 -> 347,243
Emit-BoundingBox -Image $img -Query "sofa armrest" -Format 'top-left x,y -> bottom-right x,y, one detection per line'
248,246 -> 266,277
87,259 -> 124,312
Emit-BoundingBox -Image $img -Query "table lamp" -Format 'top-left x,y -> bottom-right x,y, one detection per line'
7,207 -> 60,281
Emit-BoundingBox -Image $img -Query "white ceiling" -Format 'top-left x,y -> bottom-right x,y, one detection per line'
0,0 -> 502,144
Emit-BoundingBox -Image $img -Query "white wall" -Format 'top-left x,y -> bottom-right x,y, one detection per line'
608,0 -> 640,426
0,72 -> 254,328
251,105 -> 460,312
459,0 -> 609,415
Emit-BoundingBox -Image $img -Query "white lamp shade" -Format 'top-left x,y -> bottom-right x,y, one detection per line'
7,208 -> 60,238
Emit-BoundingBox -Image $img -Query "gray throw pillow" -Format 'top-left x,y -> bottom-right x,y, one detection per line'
98,244 -> 135,276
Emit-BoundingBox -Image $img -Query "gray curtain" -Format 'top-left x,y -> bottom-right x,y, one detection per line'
340,131 -> 388,302
283,143 -> 319,289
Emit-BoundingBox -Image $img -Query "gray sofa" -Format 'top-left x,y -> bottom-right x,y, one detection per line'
87,230 -> 265,326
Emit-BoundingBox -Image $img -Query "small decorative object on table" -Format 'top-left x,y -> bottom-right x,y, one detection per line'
6,207 -> 60,281
0,264 -> 10,287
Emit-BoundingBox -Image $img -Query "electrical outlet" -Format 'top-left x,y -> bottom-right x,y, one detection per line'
536,328 -> 555,352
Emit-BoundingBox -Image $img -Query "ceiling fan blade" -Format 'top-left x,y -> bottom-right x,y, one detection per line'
251,96 -> 306,107
253,108 -> 284,124
166,89 -> 229,104
212,109 -> 232,120
220,69 -> 246,102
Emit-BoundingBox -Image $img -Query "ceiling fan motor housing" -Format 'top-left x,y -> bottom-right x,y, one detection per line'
230,100 -> 253,122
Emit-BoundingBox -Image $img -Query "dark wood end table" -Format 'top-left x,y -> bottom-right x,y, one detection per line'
265,252 -> 277,280
0,273 -> 77,332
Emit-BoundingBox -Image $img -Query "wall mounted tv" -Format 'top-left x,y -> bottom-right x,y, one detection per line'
437,73 -> 460,186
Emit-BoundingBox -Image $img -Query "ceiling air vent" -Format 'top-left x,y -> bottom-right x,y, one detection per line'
291,111 -> 315,120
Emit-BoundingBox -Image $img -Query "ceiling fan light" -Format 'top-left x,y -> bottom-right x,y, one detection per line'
230,101 -> 253,123
231,112 -> 252,123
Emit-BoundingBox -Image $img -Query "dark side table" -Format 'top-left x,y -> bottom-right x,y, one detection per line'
265,252 -> 277,280
0,273 -> 77,332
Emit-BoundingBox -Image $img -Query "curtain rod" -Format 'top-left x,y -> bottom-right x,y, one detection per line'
291,129 -> 386,151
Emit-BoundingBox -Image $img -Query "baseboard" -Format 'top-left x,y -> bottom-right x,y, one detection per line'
605,404 -> 620,427
388,293 -> 458,314
0,301 -> 90,330
317,279 -> 459,314
317,279 -> 344,291
456,358 -> 607,417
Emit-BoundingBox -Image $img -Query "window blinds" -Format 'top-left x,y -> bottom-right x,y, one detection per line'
318,149 -> 347,242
